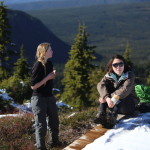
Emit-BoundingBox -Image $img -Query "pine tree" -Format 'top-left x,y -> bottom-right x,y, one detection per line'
89,65 -> 105,106
0,45 -> 31,104
0,2 -> 13,80
123,42 -> 133,68
13,44 -> 29,80
147,75 -> 150,86
61,25 -> 96,109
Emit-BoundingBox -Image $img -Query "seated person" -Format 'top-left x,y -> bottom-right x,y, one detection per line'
94,54 -> 139,128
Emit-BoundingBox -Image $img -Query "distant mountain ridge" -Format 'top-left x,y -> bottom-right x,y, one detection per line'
6,0 -> 150,11
26,2 -> 150,64
7,10 -> 70,64
6,2 -> 150,65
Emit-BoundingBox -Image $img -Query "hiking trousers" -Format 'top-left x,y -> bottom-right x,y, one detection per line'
31,96 -> 59,150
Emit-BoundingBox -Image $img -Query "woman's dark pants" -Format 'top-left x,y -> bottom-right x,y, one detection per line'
100,97 -> 136,115
31,96 -> 59,150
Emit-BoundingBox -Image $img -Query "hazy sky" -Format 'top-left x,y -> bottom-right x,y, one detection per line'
3,0 -> 63,4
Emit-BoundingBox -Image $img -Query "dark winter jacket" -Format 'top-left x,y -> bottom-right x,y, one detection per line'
97,71 -> 139,105
31,60 -> 54,97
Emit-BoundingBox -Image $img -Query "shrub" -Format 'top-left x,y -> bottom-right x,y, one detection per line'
60,107 -> 97,129
0,107 -> 98,150
0,89 -> 14,113
0,114 -> 35,150
0,76 -> 32,104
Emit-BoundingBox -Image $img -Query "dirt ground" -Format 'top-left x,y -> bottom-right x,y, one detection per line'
51,123 -> 94,150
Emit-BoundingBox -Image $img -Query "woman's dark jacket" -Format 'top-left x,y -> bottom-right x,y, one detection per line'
30,60 -> 54,97
97,71 -> 139,105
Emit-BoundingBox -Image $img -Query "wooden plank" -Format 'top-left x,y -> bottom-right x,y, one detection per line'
63,114 -> 126,150
63,125 -> 108,150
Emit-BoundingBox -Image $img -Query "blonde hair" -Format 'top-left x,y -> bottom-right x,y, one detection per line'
36,42 -> 50,66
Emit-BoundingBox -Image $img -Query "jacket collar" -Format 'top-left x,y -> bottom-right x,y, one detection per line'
105,72 -> 129,83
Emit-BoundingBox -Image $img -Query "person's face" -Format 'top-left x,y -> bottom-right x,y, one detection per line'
45,46 -> 53,60
112,58 -> 124,76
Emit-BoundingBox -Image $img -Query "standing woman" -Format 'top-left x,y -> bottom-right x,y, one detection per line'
31,43 -> 60,150
94,54 -> 139,128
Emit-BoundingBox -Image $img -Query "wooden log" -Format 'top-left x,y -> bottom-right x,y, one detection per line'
63,114 -> 125,150
63,125 -> 108,150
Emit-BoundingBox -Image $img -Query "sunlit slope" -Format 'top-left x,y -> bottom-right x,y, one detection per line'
27,2 -> 150,63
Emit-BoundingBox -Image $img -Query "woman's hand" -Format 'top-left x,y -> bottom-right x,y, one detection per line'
31,70 -> 57,90
99,97 -> 115,108
99,97 -> 106,103
47,70 -> 56,80
106,97 -> 115,108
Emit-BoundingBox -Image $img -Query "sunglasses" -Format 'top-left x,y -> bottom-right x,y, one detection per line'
112,62 -> 124,68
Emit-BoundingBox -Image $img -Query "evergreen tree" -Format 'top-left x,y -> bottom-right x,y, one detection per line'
0,2 -> 13,80
145,62 -> 150,86
61,25 -> 96,109
0,76 -> 32,104
89,65 -> 105,106
13,44 -> 29,80
0,45 -> 31,104
123,42 -> 133,68
147,75 -> 150,86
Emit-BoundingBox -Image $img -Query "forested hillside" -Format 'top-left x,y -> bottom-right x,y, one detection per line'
7,10 -> 70,64
26,2 -> 150,64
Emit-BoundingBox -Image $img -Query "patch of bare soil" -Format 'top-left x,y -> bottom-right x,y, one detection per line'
51,123 -> 94,150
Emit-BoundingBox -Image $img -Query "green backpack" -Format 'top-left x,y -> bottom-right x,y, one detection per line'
135,85 -> 150,103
